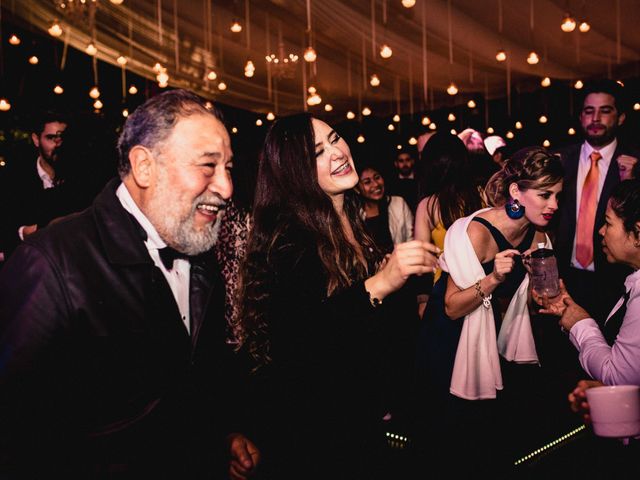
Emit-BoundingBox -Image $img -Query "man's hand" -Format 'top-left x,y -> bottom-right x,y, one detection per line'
568,379 -> 604,424
617,154 -> 638,181
22,224 -> 38,238
228,433 -> 260,480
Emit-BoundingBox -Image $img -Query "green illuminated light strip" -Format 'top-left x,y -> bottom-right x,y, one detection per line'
514,425 -> 586,466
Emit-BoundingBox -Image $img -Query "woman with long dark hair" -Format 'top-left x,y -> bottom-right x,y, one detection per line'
237,113 -> 438,478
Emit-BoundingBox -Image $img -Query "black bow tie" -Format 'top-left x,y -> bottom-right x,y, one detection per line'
158,246 -> 190,270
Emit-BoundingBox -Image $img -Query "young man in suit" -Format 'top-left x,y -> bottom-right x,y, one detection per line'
555,79 -> 639,325
0,90 -> 259,479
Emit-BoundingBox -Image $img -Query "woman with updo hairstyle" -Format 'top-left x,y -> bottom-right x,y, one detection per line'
417,146 -> 563,475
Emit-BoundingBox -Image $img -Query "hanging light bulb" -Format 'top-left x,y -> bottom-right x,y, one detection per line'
128,84 -> 138,95
561,13 -> 576,32
467,100 -> 476,109
617,80 -> 625,87
401,0 -> 416,7
633,103 -> 640,111
8,34 -> 21,45
447,113 -> 456,122
93,99 -> 103,110
122,108 -> 129,118
324,104 -> 333,112
308,86 -> 317,94
543,139 -> 551,148
218,81 -> 227,91
53,84 -> 64,94
232,127 -> 238,133
450,129 -> 457,135
408,137 -> 418,145
86,43 -> 98,56
89,86 -> 101,99
116,55 -> 127,66
446,83 -> 458,95
429,122 -> 437,130
495,49 -> 507,62
207,70 -> 218,81
387,124 -> 395,131
156,72 -> 169,84
362,107 -> 372,116
487,126 -> 495,134
0,98 -> 11,111
421,116 -> 430,125
28,55 -> 39,65
379,44 -> 393,59
515,121 -> 523,129
110,0 -> 125,4
541,76 -> 551,87
266,112 -> 275,121
48,22 -> 63,37
306,93 -> 321,106
538,115 -> 548,124
574,80 -> 584,89
568,127 -> 576,135
153,63 -> 163,73
393,114 -> 401,122
357,135 -> 365,143
396,144 -> 402,150
579,21 -> 591,33
526,51 -> 540,65
256,119 -> 263,126
244,60 -> 255,78
303,46 -> 317,62
346,111 -> 356,120
230,20 -> 242,33
204,101 -> 213,110
370,74 -> 381,87
506,131 -> 515,139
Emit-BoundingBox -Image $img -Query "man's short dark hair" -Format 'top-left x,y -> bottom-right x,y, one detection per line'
581,79 -> 627,113
32,111 -> 69,135
116,89 -> 224,178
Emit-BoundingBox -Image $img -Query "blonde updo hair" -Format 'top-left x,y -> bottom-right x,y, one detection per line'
484,146 -> 564,207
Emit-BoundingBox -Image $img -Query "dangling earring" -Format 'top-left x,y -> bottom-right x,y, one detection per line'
505,198 -> 525,219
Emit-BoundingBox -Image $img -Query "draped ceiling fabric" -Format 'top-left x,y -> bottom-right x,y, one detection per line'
11,0 -> 640,118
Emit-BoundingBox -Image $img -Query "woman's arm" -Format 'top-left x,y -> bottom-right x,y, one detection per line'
414,197 -> 437,317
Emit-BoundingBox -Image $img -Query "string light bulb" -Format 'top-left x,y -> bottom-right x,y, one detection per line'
496,49 -> 507,62
370,74 -> 380,87
53,85 -> 64,94
634,103 -> 640,111
579,21 -> 591,33
574,80 -> 584,89
48,22 -> 63,37
362,107 -> 372,116
0,98 -> 11,111
8,34 -> 21,45
86,43 -> 97,56
28,55 -> 39,65
116,55 -> 127,66
303,46 -> 317,62
230,20 -> 242,33
93,99 -> 103,110
256,119 -> 263,126
527,51 -> 540,65
429,122 -> 437,130
244,60 -> 255,78
561,13 -> 576,32
447,113 -> 456,122
515,121 -> 523,129
446,83 -> 458,95
543,139 -> 551,148
506,131 -> 515,139
487,126 -> 495,134
122,108 -> 129,118
207,70 -> 218,81
387,124 -> 395,131
467,100 -> 476,109
324,104 -> 333,112
218,81 -> 227,91
450,129 -> 457,135
89,86 -> 101,99
408,137 -> 418,145
346,111 -> 356,120
266,112 -> 275,121
157,72 -> 169,85
357,135 -> 365,143
380,44 -> 393,59
128,84 -> 138,95
401,0 -> 416,7
568,127 -> 576,135
110,0 -> 125,4
541,77 -> 551,87
393,114 -> 401,122
538,115 -> 548,124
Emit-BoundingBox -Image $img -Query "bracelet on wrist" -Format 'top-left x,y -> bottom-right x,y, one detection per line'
474,280 -> 492,309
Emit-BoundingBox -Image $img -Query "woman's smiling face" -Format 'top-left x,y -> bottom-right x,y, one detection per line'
312,118 -> 358,198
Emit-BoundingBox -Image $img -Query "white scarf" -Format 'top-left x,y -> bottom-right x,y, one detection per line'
439,208 -> 547,400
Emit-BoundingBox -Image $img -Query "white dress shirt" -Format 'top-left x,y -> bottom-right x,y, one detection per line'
569,268 -> 640,386
570,139 -> 617,271
116,182 -> 191,334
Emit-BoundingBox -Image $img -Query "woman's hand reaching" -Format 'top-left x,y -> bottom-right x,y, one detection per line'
490,249 -> 520,283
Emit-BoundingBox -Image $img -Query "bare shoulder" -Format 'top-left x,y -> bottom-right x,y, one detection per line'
467,219 -> 494,263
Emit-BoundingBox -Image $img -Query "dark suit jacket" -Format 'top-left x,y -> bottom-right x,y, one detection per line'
0,179 -> 243,478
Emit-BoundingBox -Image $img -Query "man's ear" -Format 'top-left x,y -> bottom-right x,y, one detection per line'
31,132 -> 40,148
128,146 -> 156,188
618,112 -> 626,127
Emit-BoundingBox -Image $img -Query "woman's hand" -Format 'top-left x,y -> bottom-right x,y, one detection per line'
559,295 -> 591,332
366,240 -> 440,301
533,279 -> 571,316
490,249 -> 520,283
568,379 -> 604,424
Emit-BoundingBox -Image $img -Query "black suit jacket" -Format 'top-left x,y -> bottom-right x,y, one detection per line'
0,179 -> 243,478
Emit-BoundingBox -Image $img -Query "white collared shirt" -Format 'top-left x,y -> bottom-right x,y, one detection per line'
116,182 -> 191,334
571,139 -> 618,271
36,157 -> 55,189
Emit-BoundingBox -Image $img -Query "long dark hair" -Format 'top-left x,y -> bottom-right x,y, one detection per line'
236,113 -> 380,367
484,146 -> 564,207
418,132 -> 483,228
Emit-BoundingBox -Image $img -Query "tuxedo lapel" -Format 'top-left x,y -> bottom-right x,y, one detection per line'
189,254 -> 220,350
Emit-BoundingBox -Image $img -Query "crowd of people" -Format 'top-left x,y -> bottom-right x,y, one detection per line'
0,78 -> 639,479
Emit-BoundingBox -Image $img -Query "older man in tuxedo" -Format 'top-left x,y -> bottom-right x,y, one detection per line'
555,79 -> 639,325
0,90 -> 259,479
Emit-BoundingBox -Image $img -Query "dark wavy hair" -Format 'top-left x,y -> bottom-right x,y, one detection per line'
609,179 -> 640,236
236,113 -> 380,367
417,132 -> 483,228
116,89 -> 222,178
484,146 -> 564,207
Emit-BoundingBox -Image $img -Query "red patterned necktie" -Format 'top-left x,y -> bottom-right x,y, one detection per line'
575,151 -> 602,268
